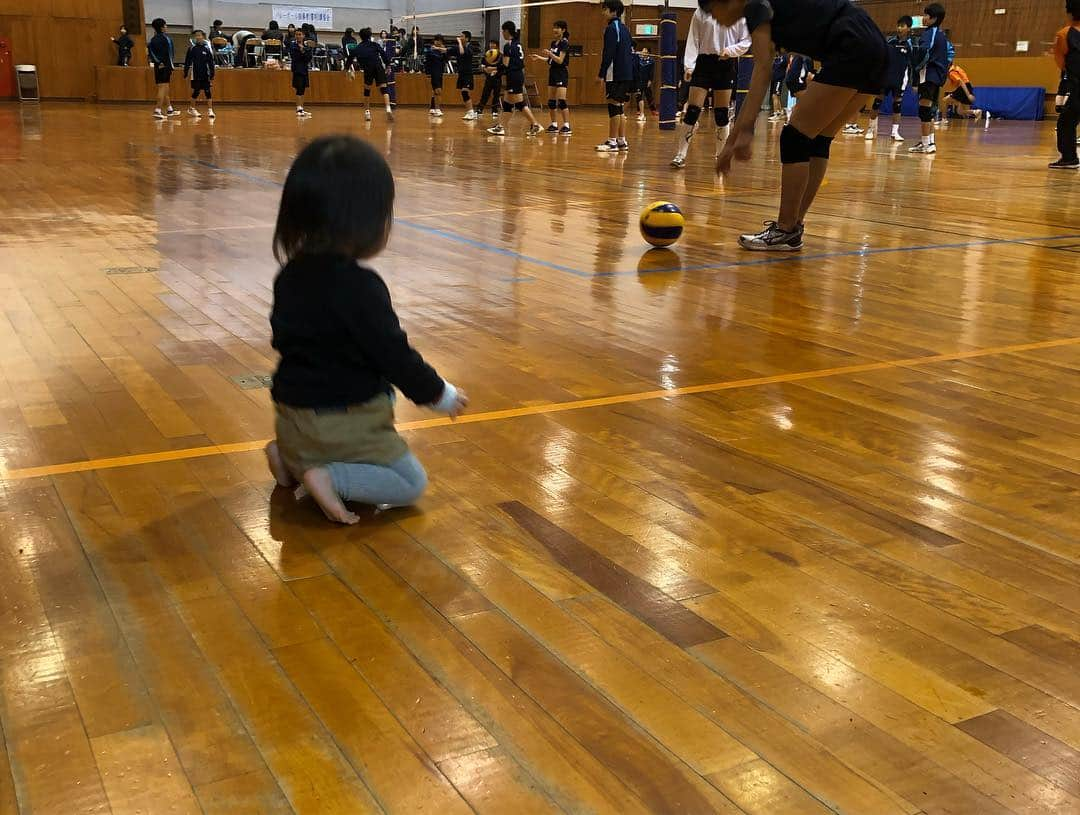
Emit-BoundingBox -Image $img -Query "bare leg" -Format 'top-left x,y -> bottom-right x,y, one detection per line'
797,95 -> 869,223
302,467 -> 359,524
265,441 -> 294,487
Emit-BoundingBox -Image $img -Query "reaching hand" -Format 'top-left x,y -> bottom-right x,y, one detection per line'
447,389 -> 468,420
717,128 -> 753,174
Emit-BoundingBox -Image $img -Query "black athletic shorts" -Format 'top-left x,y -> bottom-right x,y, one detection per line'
190,79 -> 211,95
505,70 -> 525,95
947,82 -> 975,103
605,80 -> 633,103
456,70 -> 474,90
690,54 -> 736,91
154,65 -> 172,85
548,67 -> 568,88
813,7 -> 888,95
364,63 -> 387,87
429,71 -> 444,91
918,81 -> 941,104
292,74 -> 309,94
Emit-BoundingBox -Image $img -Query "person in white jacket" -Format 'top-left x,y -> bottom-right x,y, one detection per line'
671,9 -> 750,168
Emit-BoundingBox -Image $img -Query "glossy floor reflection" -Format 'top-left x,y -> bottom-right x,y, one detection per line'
0,102 -> 1078,815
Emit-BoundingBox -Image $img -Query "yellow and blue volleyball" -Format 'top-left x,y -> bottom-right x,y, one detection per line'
639,201 -> 685,247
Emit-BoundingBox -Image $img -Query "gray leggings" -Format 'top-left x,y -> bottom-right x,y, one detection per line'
326,452 -> 428,507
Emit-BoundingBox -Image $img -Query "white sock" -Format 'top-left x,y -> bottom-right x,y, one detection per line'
675,121 -> 694,158
891,123 -> 900,136
928,133 -> 935,146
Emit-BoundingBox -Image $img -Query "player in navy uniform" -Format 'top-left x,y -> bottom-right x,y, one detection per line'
476,40 -> 503,120
596,0 -> 635,152
183,29 -> 216,120
634,45 -> 656,122
865,16 -> 914,142
532,20 -> 572,134
426,35 -> 448,116
487,21 -> 543,136
708,0 -> 889,251
1050,1 -> 1080,169
112,26 -> 134,66
345,28 -> 394,122
784,54 -> 813,104
454,31 -> 479,120
769,52 -> 788,120
670,8 -> 750,168
149,18 -> 179,120
910,4 -> 949,154
289,28 -> 314,117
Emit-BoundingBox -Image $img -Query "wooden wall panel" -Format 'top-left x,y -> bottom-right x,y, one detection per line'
860,0 -> 1066,59
0,0 -> 142,99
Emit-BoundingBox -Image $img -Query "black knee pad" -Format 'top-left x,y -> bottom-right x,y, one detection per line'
514,101 -> 525,111
810,134 -> 833,159
683,104 -> 702,126
714,106 -> 729,127
557,99 -> 567,110
502,100 -> 513,113
892,98 -> 903,116
363,87 -> 371,97
547,98 -> 557,110
871,97 -> 883,112
461,89 -> 470,102
607,103 -> 621,118
779,124 -> 813,164
918,104 -> 934,122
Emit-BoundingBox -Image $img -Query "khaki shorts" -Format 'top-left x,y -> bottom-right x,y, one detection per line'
274,393 -> 408,476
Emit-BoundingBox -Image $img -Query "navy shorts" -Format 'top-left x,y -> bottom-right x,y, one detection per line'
605,80 -> 633,103
813,7 -> 888,95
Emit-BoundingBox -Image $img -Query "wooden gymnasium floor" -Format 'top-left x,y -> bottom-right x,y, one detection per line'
0,101 -> 1079,815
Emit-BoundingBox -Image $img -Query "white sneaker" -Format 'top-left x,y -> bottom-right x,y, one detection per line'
153,110 -> 167,120
596,140 -> 619,152
463,110 -> 477,120
166,108 -> 181,117
637,113 -> 646,122
526,124 -> 543,136
738,221 -> 803,252
207,109 -> 216,119
187,107 -> 201,117
671,154 -> 686,168
924,143 -> 937,154
864,128 -> 874,141
891,132 -> 903,142
434,109 -> 444,117
297,109 -> 312,118
486,124 -> 505,136
364,109 -> 372,121
617,140 -> 629,152
429,108 -> 437,115
908,142 -> 927,153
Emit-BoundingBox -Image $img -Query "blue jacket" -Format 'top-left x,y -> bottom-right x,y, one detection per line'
917,25 -> 948,86
148,32 -> 173,68
289,41 -> 312,76
183,42 -> 215,81
599,18 -> 633,81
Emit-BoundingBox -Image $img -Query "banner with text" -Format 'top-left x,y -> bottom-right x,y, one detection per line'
271,6 -> 334,29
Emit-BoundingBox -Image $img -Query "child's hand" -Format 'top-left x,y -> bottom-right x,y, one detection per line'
447,389 -> 468,420
433,381 -> 468,419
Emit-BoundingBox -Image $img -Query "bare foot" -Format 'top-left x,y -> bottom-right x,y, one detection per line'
265,441 -> 295,488
301,467 -> 359,524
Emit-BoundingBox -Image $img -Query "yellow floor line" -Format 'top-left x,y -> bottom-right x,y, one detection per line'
2,335 -> 1076,481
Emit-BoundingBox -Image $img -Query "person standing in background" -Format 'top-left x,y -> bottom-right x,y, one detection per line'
111,26 -> 134,66
149,18 -> 179,120
1050,0 -> 1080,169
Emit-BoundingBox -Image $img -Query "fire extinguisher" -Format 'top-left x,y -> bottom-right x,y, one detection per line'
0,37 -> 15,99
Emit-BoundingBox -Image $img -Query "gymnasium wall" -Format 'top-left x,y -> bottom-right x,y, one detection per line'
858,0 -> 1065,58
143,0 -> 392,33
0,0 -> 137,99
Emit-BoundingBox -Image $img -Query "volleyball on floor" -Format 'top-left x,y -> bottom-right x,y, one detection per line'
639,202 -> 685,247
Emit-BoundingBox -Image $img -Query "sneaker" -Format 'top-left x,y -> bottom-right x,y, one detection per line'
166,108 -> 181,117
738,222 -> 803,252
434,109 -> 444,117
891,132 -> 904,142
364,109 -> 372,121
492,110 -> 499,120
463,110 -> 478,120
429,108 -> 437,115
486,124 -> 505,136
153,110 -> 167,120
386,109 -> 394,121
526,124 -> 543,136
559,125 -> 572,135
908,142 -> 927,153
924,143 -> 937,154
616,140 -> 629,152
671,154 -> 686,168
637,113 -> 646,122
842,124 -> 862,135
1048,158 -> 1080,170
596,140 -> 619,152
187,107 -> 201,117
208,109 -> 216,119
546,123 -> 559,133
864,128 -> 874,141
